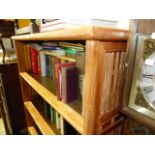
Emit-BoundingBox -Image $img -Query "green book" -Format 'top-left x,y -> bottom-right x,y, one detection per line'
64,47 -> 84,55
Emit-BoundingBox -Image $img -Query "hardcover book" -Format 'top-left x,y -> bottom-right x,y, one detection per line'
66,66 -> 78,102
57,62 -> 76,101
29,47 -> 38,74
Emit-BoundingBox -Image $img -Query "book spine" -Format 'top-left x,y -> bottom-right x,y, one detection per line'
62,67 -> 67,103
37,50 -> 41,75
60,115 -> 64,135
44,102 -> 51,119
49,57 -> 53,79
40,52 -> 47,76
56,112 -> 60,129
57,64 -> 62,101
30,47 -> 38,74
66,67 -> 78,102
42,46 -> 61,50
50,107 -> 54,123
53,109 -> 56,125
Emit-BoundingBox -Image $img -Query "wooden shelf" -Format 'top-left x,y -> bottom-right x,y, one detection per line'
12,26 -> 128,41
28,126 -> 38,135
24,101 -> 56,135
20,72 -> 84,134
30,73 -> 82,115
42,51 -> 76,62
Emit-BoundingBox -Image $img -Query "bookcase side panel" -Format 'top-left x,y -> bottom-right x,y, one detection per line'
14,41 -> 31,101
98,42 -> 127,134
14,41 -> 33,130
83,40 -> 127,134
83,40 -> 106,134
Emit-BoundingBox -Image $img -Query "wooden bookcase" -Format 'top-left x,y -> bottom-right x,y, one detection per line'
12,26 -> 128,135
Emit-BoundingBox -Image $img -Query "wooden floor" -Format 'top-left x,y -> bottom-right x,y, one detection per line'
0,118 -> 6,135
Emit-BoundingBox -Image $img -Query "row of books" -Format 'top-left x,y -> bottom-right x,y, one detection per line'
44,101 -> 77,135
29,42 -> 85,103
39,19 -> 118,32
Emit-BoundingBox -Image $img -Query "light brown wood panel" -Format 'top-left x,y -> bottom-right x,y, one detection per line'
24,44 -> 32,72
14,41 -> 33,131
28,126 -> 38,135
110,52 -> 119,110
99,51 -> 126,116
92,26 -> 128,41
103,42 -> 127,51
12,26 -> 128,41
20,72 -> 83,134
83,40 -> 106,134
14,41 -> 27,72
114,52 -> 125,108
24,101 -> 55,135
101,52 -> 114,114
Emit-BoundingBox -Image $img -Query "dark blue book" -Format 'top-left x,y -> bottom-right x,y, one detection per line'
42,46 -> 62,50
44,101 -> 51,119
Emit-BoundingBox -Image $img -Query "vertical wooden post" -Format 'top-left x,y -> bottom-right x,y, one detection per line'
14,41 -> 34,130
83,40 -> 105,134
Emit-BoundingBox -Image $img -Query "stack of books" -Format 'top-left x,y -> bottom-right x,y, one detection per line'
39,19 -> 118,32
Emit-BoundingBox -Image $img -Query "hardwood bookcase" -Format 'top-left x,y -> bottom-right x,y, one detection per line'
12,26 -> 128,135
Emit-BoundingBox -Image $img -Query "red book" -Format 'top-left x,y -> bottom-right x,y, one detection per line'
57,62 -> 76,101
30,47 -> 38,74
37,50 -> 41,75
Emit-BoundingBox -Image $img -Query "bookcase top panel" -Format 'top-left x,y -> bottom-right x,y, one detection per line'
12,26 -> 129,41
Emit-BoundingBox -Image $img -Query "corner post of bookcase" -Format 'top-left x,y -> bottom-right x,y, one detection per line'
14,40 -> 34,131
83,40 -> 106,134
13,40 -> 31,101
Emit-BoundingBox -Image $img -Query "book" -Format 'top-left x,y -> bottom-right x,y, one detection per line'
38,51 -> 47,76
58,42 -> 85,50
29,46 -> 38,74
50,106 -> 54,123
56,112 -> 60,129
57,62 -> 76,101
66,66 -> 78,102
60,115 -> 64,135
41,42 -> 58,47
50,107 -> 56,124
40,19 -> 117,29
41,46 -> 62,50
44,101 -> 51,119
48,56 -> 54,78
53,57 -> 61,80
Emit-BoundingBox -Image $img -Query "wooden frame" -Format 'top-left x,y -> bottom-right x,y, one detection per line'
122,31 -> 155,131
